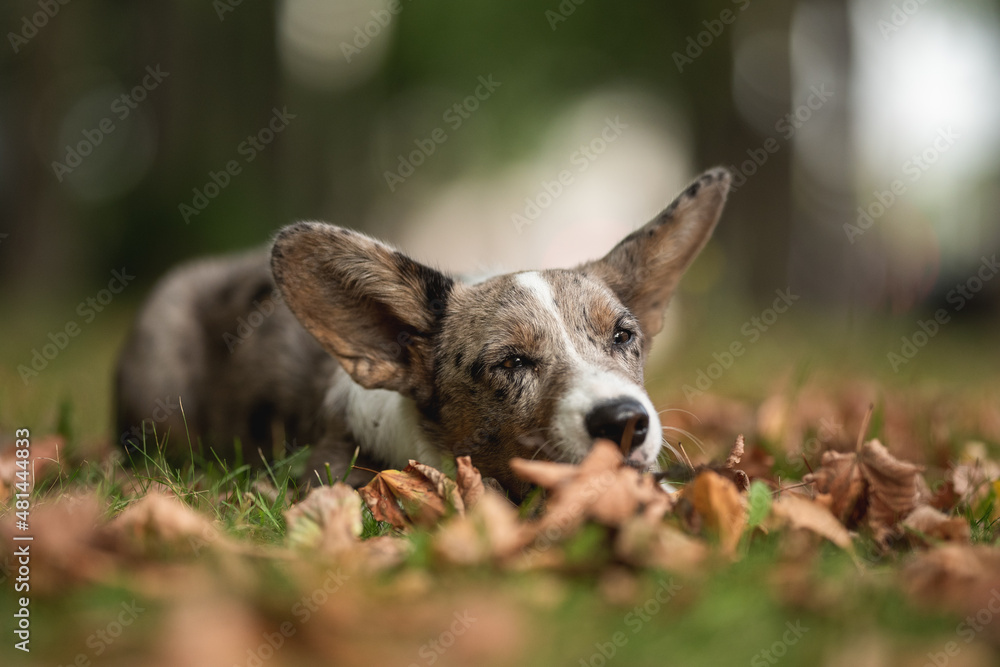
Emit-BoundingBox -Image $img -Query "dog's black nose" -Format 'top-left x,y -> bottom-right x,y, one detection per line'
585,398 -> 649,450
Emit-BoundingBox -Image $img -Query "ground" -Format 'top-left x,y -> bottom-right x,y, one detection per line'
2,298 -> 999,667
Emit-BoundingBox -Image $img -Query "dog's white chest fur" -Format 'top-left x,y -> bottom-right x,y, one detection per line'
323,375 -> 441,470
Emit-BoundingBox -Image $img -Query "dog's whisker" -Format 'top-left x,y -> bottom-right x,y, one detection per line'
657,407 -> 703,423
660,426 -> 708,455
659,440 -> 686,463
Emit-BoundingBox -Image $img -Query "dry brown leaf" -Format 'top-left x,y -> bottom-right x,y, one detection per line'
111,491 -> 227,556
725,433 -> 745,469
533,441 -> 638,535
719,434 -> 751,492
805,438 -> 929,544
740,444 -> 776,482
285,483 -> 363,554
355,535 -> 413,572
805,449 -> 865,524
903,544 -> 1000,627
903,505 -> 971,546
358,474 -> 410,528
477,490 -> 529,558
0,492 -> 113,593
575,452 -> 642,526
929,478 -> 960,512
432,515 -> 488,565
357,458 -> 491,530
0,434 -> 65,501
616,516 -> 709,574
456,455 -> 485,508
682,471 -> 746,555
639,474 -> 675,522
859,439 -> 928,543
770,492 -> 853,551
508,458 -> 579,488
423,485 -> 518,568
409,460 -> 465,513
509,441 -> 674,557
357,463 -> 457,529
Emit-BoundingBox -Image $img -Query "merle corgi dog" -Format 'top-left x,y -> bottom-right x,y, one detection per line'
115,168 -> 731,496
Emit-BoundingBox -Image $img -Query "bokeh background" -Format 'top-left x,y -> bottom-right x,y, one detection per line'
2,0 -> 999,443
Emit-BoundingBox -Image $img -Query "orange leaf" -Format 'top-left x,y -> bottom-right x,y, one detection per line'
683,471 -> 746,555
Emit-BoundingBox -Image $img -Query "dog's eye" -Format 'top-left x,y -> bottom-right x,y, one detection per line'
501,356 -> 527,369
612,329 -> 633,345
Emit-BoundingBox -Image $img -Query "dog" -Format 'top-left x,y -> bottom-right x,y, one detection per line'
115,168 -> 731,496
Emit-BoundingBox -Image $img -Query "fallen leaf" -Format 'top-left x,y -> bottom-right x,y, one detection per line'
0,434 -> 65,500
929,478 -> 960,512
616,516 -> 709,574
111,491 -> 227,556
902,505 -> 971,546
573,443 -> 643,525
725,433 -> 746,469
285,483 -> 363,554
805,449 -> 865,525
456,455 -> 485,509
740,444 -> 776,482
478,490 -> 529,557
357,464 -> 454,529
806,438 -> 929,544
860,439 -> 929,543
770,492 -> 853,551
681,471 -> 746,555
358,473 -> 410,528
355,535 -> 413,572
508,458 -> 579,489
409,460 -> 465,513
903,544 -> 1000,631
529,441 -> 660,536
508,441 -> 674,561
0,492 -> 113,593
433,515 -> 488,565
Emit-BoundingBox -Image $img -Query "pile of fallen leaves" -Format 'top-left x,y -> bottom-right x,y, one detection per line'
0,423 -> 996,589
5,393 -> 1000,665
336,429 -> 972,572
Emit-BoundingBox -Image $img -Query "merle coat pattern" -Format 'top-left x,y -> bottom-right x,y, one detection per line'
115,168 -> 731,495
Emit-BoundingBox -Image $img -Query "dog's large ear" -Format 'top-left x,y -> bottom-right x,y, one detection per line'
271,222 -> 454,399
581,168 -> 731,347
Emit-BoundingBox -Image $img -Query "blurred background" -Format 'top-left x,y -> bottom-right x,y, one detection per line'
2,0 -> 999,440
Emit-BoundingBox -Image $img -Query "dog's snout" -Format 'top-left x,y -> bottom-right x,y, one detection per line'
584,398 -> 649,450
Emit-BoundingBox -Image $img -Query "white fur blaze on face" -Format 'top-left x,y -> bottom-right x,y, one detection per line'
514,271 -> 584,363
514,272 -> 663,467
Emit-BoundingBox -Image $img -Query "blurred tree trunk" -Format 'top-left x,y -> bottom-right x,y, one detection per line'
787,0 -> 855,308
0,9 -> 70,299
694,0 -> 797,305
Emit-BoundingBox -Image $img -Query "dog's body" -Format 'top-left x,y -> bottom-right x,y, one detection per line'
115,169 -> 730,495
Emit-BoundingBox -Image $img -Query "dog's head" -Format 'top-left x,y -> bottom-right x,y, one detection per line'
271,168 -> 730,493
